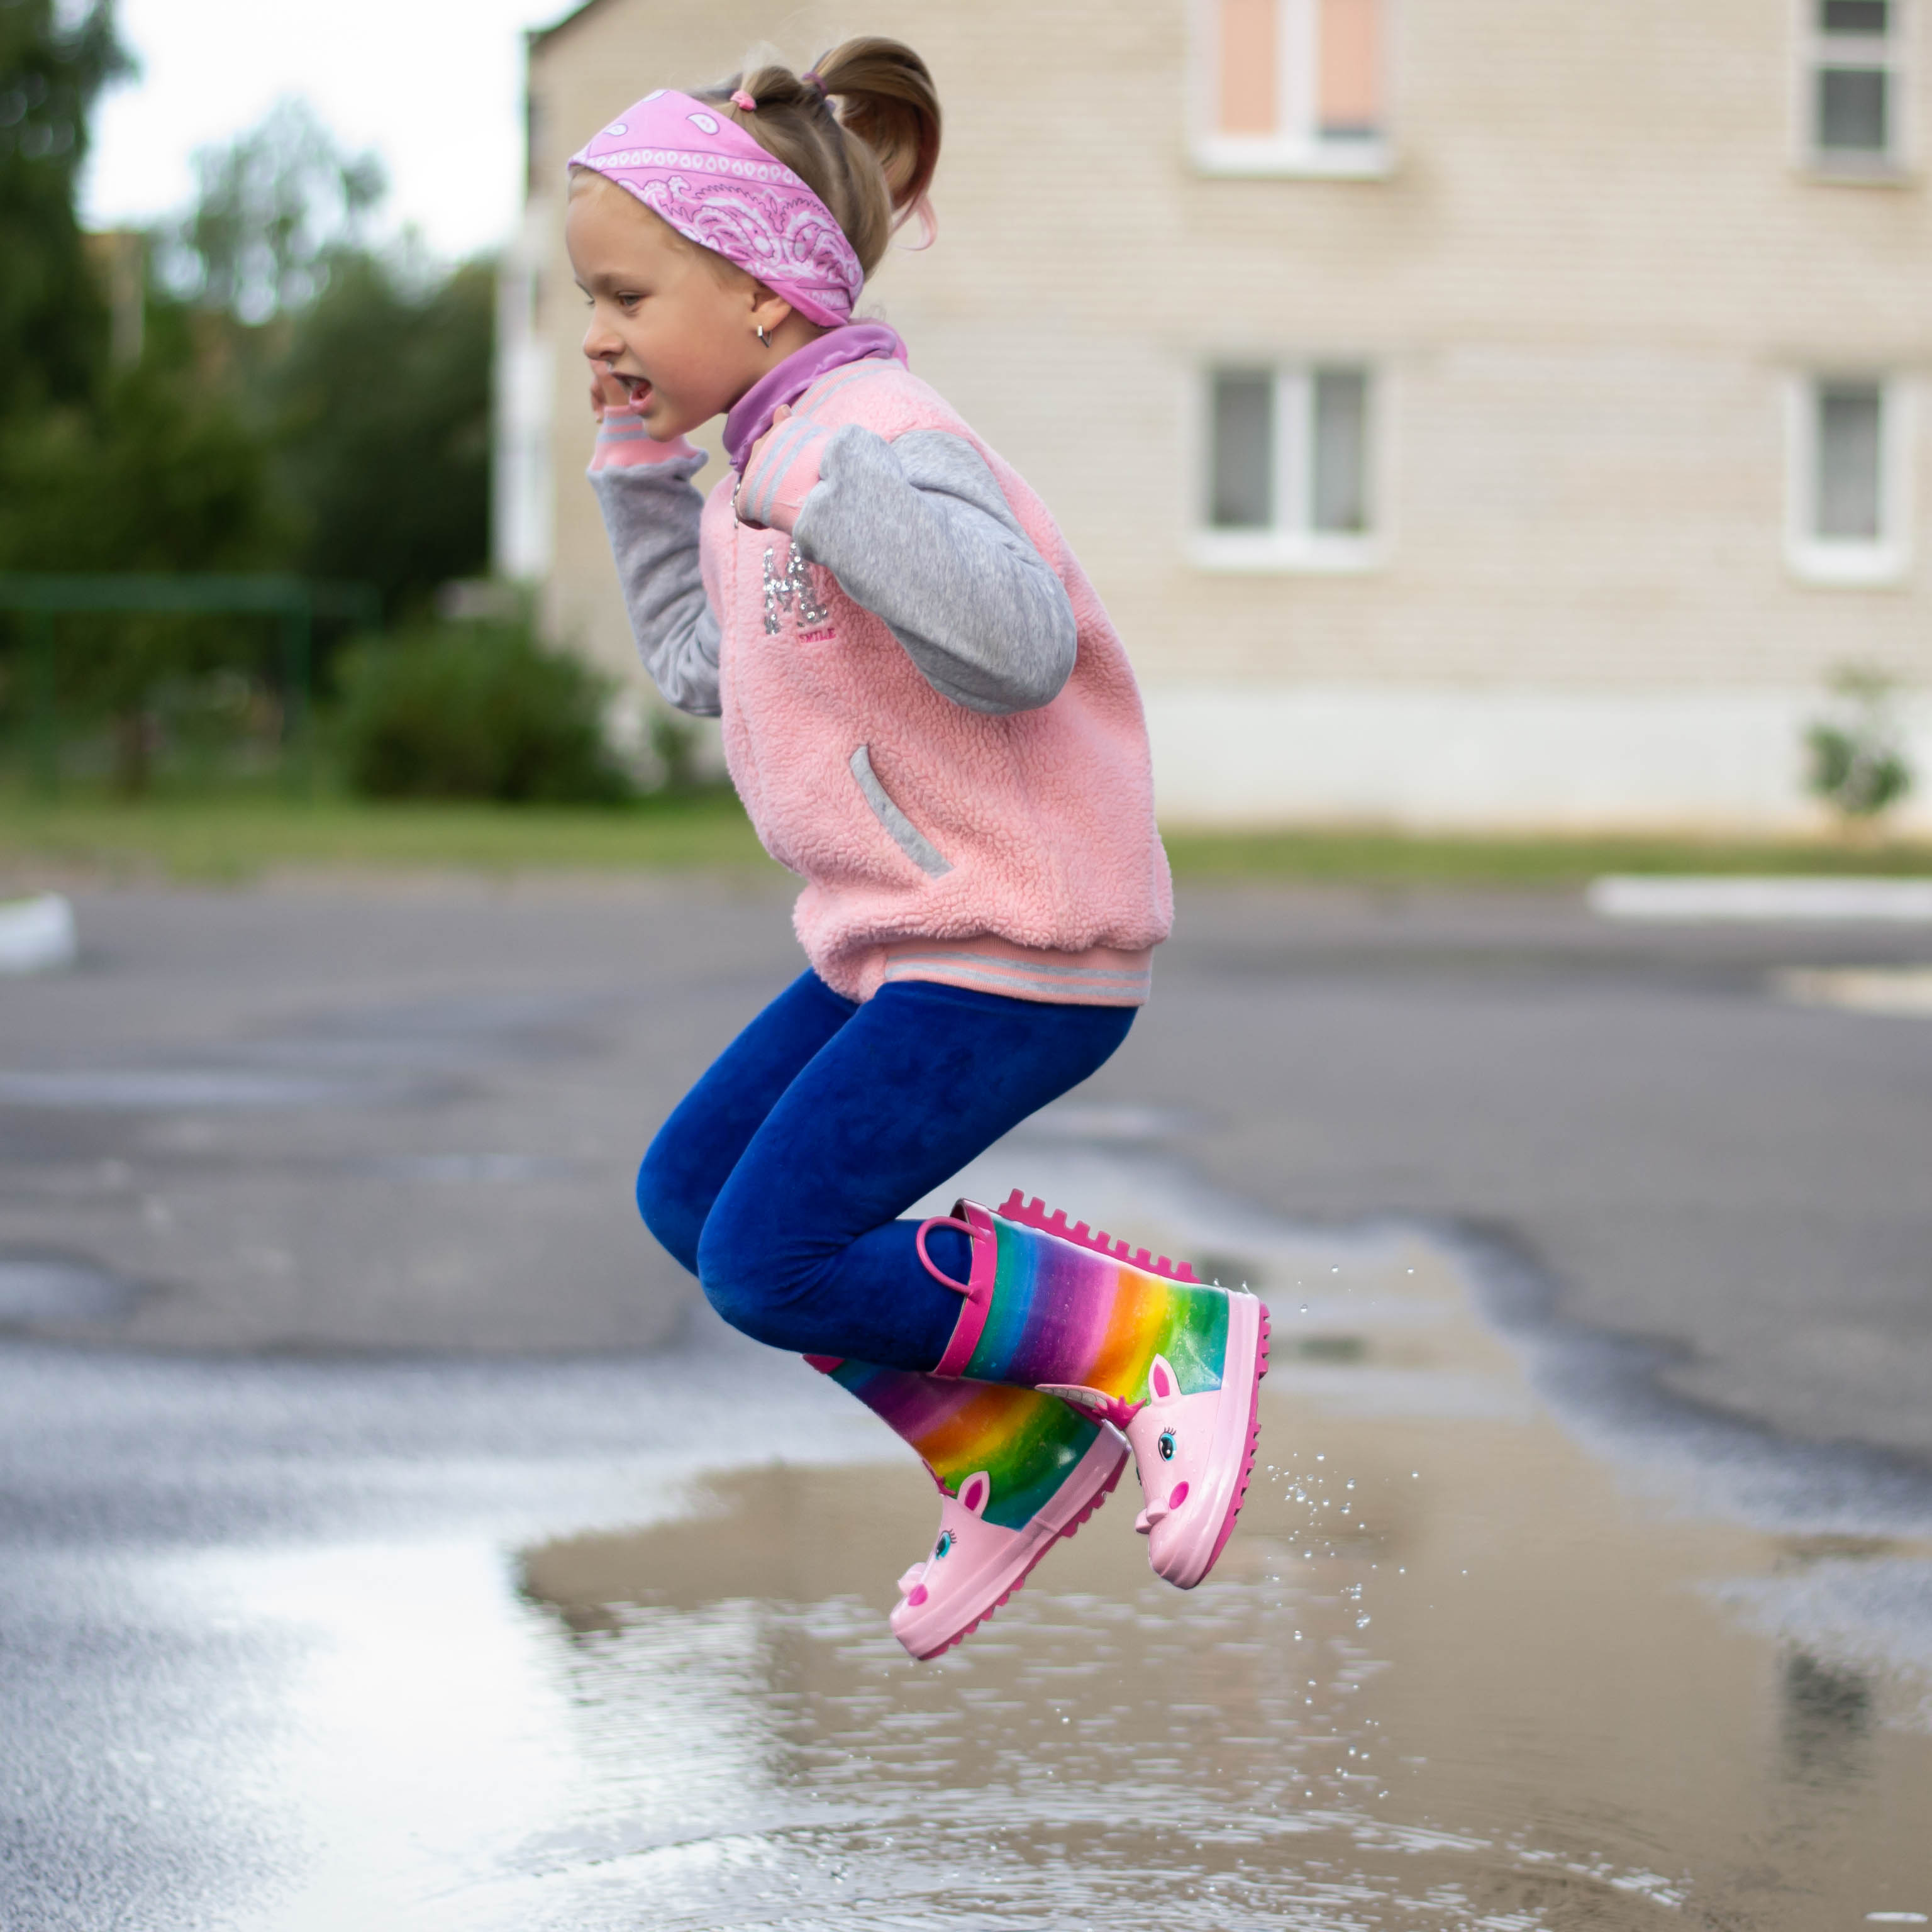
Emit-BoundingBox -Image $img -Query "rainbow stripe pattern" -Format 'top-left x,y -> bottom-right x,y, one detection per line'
960,1204 -> 1229,1402
826,1360 -> 1102,1532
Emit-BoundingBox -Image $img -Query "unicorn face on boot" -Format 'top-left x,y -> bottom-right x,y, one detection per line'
1125,1352 -> 1219,1540
898,1467 -> 991,1615
886,1421 -> 1131,1658
819,1358 -> 1128,1661
1091,1323 -> 1265,1590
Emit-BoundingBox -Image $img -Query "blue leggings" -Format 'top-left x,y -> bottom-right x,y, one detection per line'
636,970 -> 1135,1371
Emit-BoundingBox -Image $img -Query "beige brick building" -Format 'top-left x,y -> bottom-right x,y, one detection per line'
497,0 -> 1932,831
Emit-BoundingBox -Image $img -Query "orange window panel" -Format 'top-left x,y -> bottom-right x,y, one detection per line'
1219,0 -> 1280,134
1318,0 -> 1382,134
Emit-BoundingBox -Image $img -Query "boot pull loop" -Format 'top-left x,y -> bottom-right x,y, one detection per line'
915,1215 -> 980,1294
1038,1382 -> 1146,1432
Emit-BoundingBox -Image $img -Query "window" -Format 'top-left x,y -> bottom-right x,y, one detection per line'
1196,364 -> 1381,569
1789,376 -> 1911,584
1194,0 -> 1390,175
1806,0 -> 1908,175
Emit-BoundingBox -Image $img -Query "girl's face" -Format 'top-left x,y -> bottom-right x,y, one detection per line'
567,173 -> 782,440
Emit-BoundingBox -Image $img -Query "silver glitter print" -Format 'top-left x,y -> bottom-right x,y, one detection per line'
762,545 -> 829,635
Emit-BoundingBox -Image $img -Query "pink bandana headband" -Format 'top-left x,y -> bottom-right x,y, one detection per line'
569,89 -> 863,328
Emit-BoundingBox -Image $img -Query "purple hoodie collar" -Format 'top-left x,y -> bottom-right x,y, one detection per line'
723,322 -> 907,472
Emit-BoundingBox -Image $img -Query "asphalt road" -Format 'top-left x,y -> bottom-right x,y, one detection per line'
4,872 -> 1932,1929
3,874 -> 1929,1459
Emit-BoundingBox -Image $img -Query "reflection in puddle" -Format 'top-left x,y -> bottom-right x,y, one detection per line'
494,1194 -> 1931,1931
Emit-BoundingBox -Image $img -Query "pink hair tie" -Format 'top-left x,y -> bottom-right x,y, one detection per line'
730,87 -> 757,111
801,70 -> 827,99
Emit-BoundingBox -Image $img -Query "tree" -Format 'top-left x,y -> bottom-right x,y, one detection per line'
0,364 -> 277,574
0,358 -> 284,788
153,96 -> 384,324
0,0 -> 132,416
273,253 -> 493,621
154,101 -> 491,621
0,83 -> 494,787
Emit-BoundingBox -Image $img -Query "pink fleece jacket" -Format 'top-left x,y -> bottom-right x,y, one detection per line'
614,360 -> 1172,1006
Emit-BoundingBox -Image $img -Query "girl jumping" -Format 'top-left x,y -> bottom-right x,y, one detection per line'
566,36 -> 1268,1659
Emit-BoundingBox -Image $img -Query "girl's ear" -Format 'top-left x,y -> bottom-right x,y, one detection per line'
747,282 -> 797,337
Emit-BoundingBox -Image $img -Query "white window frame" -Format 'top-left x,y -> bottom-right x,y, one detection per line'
1190,362 -> 1389,574
1785,374 -> 1914,586
1189,0 -> 1394,179
1797,0 -> 1914,179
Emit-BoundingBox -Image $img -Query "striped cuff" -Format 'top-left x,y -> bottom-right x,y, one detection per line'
880,937 -> 1154,1007
590,408 -> 698,472
736,417 -> 833,533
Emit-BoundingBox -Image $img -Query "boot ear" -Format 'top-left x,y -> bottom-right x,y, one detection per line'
957,1471 -> 991,1517
1148,1355 -> 1177,1401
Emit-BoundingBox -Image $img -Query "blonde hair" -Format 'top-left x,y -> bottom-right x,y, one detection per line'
701,38 -> 941,279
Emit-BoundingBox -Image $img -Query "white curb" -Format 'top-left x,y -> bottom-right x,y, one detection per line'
1589,876 -> 1932,924
0,894 -> 79,974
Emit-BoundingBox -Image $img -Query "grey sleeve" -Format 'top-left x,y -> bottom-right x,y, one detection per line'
589,452 -> 723,718
789,426 -> 1078,716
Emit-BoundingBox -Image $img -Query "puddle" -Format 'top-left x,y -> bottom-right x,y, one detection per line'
476,1160 -> 1932,1931
8,1140 -> 1926,1929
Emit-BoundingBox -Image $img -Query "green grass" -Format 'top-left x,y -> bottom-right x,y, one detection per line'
1159,825 -> 1932,886
1,784 -> 1928,886
0,786 -> 777,882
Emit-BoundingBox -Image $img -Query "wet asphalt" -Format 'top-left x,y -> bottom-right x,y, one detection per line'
3,874 -> 1930,1926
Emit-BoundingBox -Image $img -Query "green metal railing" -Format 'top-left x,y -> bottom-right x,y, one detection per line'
0,574 -> 382,794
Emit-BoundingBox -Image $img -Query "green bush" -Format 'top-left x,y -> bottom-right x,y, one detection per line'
1804,668 -> 1914,822
331,623 -> 633,804
1807,723 -> 1912,819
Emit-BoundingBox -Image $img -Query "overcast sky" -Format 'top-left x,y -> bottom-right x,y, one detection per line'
82,0 -> 568,261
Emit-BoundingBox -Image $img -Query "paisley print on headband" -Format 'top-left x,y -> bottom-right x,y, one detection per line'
569,90 -> 864,327
640,174 -> 858,325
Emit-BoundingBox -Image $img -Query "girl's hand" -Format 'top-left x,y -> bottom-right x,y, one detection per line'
738,405 -> 828,535
741,403 -> 793,480
588,362 -> 635,423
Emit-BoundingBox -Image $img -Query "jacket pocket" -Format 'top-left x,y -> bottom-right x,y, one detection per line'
849,745 -> 952,878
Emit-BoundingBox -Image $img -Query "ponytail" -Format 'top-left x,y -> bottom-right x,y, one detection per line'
702,37 -> 941,279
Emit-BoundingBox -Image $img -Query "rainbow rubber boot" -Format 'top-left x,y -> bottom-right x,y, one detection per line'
916,1190 -> 1269,1591
807,1357 -> 1128,1660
